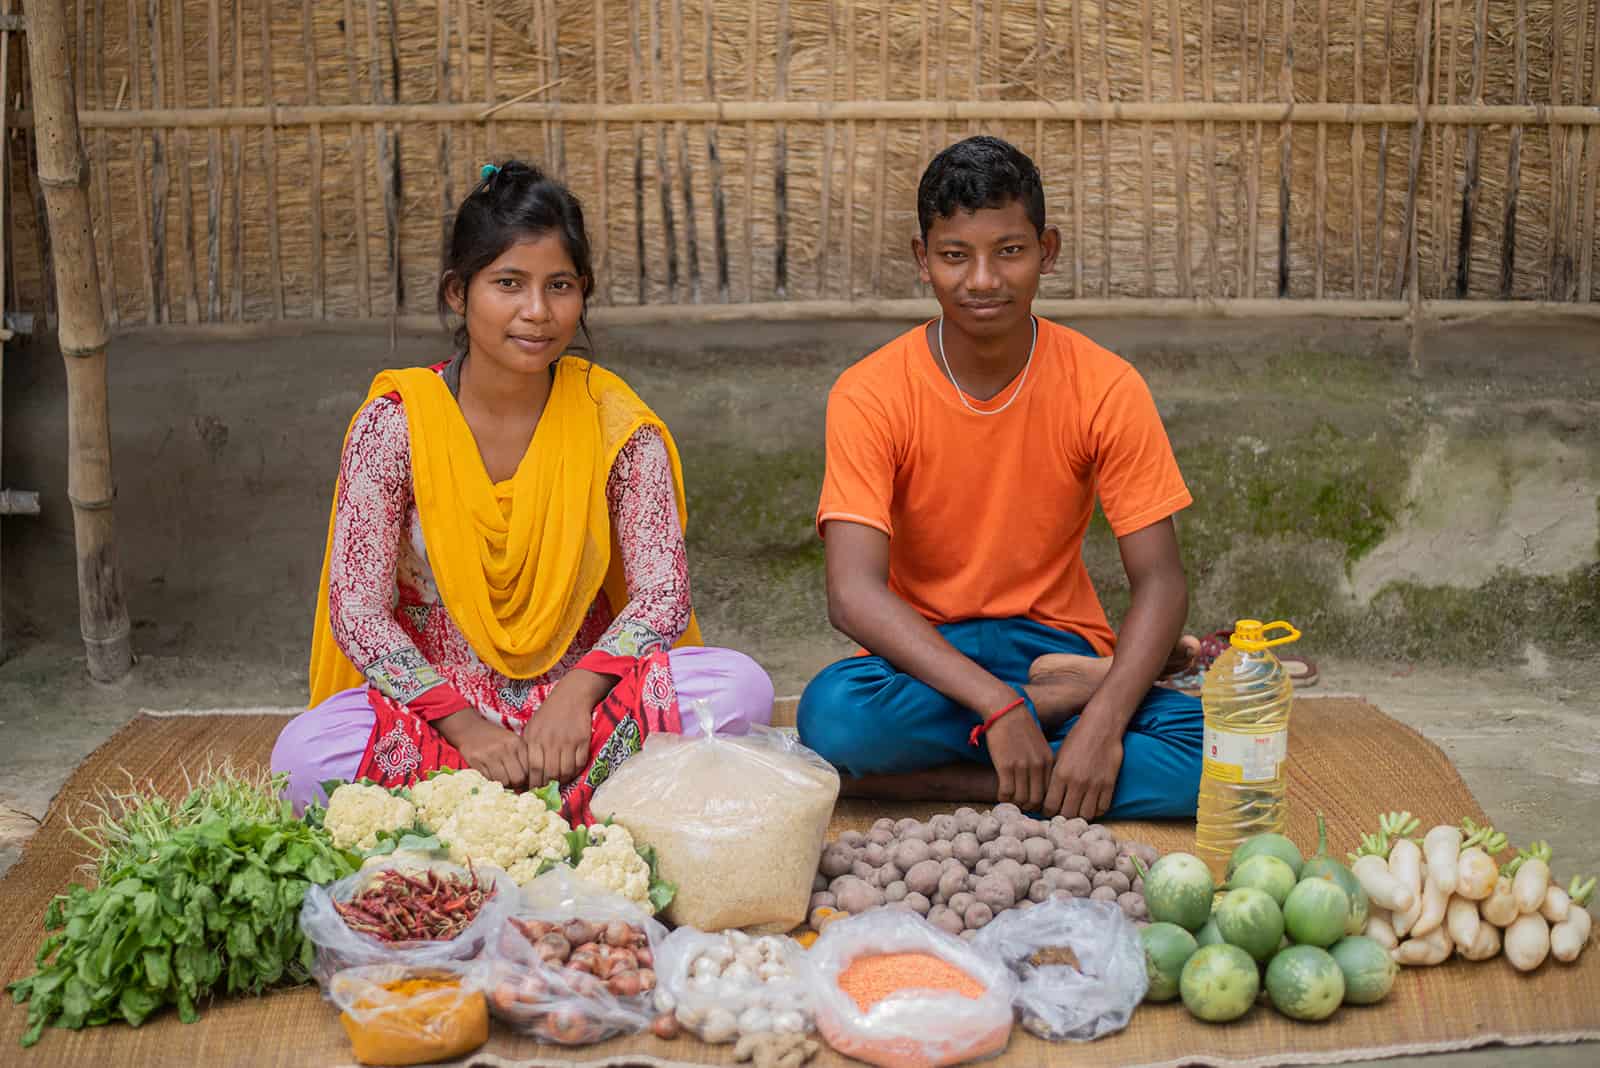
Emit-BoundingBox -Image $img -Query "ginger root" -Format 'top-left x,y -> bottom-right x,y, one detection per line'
733,1031 -> 820,1068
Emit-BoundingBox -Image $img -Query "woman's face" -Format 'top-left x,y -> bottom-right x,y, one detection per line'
449,232 -> 586,376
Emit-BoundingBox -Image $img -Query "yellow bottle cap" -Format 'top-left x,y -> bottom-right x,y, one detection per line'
1230,619 -> 1301,651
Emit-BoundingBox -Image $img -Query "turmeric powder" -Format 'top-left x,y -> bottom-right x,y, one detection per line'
836,952 -> 987,1013
338,974 -> 489,1066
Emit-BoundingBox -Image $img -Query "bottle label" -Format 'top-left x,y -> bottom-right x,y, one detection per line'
1203,725 -> 1288,784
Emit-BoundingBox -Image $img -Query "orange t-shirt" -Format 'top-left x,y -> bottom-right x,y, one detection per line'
817,318 -> 1191,655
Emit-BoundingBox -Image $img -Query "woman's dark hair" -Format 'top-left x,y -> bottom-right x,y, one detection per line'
437,159 -> 596,357
916,136 -> 1046,240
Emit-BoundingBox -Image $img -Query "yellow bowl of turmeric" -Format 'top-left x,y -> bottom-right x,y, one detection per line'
331,966 -> 489,1066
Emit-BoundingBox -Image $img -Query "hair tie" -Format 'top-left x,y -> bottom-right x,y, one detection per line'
480,163 -> 500,180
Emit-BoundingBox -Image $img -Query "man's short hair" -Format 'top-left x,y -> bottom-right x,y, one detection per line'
916,136 -> 1047,240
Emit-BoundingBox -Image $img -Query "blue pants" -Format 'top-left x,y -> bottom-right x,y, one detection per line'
797,618 -> 1203,819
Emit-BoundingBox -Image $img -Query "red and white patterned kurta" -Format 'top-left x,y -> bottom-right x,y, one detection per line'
327,384 -> 692,732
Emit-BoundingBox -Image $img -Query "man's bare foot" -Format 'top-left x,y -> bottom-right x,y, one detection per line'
1026,634 -> 1202,726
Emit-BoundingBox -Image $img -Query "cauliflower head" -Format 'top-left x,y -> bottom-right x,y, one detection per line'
324,783 -> 416,852
434,787 -> 571,872
574,823 -> 653,910
408,768 -> 496,829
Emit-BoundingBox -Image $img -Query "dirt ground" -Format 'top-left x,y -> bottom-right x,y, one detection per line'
2,317 -> 1598,1065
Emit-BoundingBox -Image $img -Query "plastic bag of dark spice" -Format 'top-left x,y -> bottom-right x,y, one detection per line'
299,857 -> 518,987
479,865 -> 667,1045
973,897 -> 1148,1041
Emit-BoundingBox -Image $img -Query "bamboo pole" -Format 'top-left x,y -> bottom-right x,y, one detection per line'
1245,0 -> 1264,297
482,0 -> 494,158
116,297 -> 1600,335
595,0 -> 609,303
970,0 -> 981,137
1352,0 -> 1366,297
1581,0 -> 1600,300
146,0 -> 168,321
870,2 -> 886,295
1500,0 -> 1526,297
1277,0 -> 1294,297
546,0 -> 564,182
919,0 -> 929,168
1139,0 -> 1154,294
126,0 -> 154,322
745,1 -> 758,299
702,0 -> 729,301
1098,0 -> 1111,296
843,5 -> 855,299
341,0 -> 372,318
935,0 -> 947,148
1438,0 -> 1463,293
647,0 -> 678,300
1170,0 -> 1191,297
1455,0 -> 1487,297
1314,0 -> 1328,298
435,0 -> 452,269
32,100 -> 1600,129
1071,0 -> 1083,297
1201,0 -> 1218,296
1033,0 -> 1044,170
1563,0 -> 1590,299
366,0 -> 400,334
774,0 -> 790,297
166,0 -> 197,323
1548,0 -> 1567,299
1373,0 -> 1395,295
670,0 -> 700,302
626,0 -> 647,302
818,1 -> 835,298
25,69 -> 55,324
93,0 -> 116,324
1405,0 -> 1436,373
26,0 -> 134,681
304,0 -> 324,319
204,0 -> 222,320
261,1 -> 284,318
229,0 -> 244,321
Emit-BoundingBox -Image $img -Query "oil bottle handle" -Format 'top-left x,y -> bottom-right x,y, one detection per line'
1258,621 -> 1301,647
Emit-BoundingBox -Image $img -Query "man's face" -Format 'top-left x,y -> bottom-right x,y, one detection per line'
914,199 -> 1060,340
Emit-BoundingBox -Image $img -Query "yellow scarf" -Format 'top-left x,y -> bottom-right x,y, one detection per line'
308,358 -> 701,707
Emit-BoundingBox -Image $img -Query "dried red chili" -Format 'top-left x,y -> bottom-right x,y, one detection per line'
334,864 -> 495,943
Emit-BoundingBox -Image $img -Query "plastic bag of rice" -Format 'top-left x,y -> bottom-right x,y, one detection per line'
591,714 -> 840,933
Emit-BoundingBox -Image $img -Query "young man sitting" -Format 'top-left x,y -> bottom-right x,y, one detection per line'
797,136 -> 1203,821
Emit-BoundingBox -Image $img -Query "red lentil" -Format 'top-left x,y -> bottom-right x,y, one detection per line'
836,952 -> 987,1013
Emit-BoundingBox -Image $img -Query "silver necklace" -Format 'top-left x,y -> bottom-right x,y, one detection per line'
936,315 -> 1037,416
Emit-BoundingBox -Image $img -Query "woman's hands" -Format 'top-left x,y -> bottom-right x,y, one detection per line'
434,707 -> 529,789
522,669 -> 616,789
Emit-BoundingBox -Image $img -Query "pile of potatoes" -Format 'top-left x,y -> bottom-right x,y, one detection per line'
809,803 -> 1160,939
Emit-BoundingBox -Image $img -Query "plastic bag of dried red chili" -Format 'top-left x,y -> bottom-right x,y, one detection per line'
300,857 -> 519,988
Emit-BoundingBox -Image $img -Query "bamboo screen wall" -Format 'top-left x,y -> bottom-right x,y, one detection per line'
7,0 -> 1600,328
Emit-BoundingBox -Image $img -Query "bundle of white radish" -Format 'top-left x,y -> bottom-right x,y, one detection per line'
1349,813 -> 1594,973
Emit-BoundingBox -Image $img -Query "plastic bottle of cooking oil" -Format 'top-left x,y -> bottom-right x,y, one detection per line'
1194,619 -> 1302,879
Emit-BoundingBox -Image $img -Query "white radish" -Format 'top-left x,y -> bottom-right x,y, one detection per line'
1422,824 -> 1462,895
1353,854 -> 1414,912
1454,847 -> 1498,901
1393,924 -> 1453,966
1480,876 -> 1518,928
1411,874 -> 1450,938
1364,910 -> 1399,950
1458,921 -> 1501,962
1504,913 -> 1550,972
1510,844 -> 1548,914
1540,884 -> 1570,924
1390,839 -> 1424,937
1550,907 -> 1591,963
1445,894 -> 1480,950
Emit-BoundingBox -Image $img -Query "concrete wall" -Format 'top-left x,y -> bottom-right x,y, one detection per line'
3,317 -> 1597,689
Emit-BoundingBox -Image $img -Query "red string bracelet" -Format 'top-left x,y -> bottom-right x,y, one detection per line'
969,696 -> 1027,746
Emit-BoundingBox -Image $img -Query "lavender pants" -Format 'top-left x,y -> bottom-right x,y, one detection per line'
271,646 -> 775,812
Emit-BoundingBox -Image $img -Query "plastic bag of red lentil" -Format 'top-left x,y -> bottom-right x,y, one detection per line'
806,910 -> 1017,1068
300,857 -> 519,988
